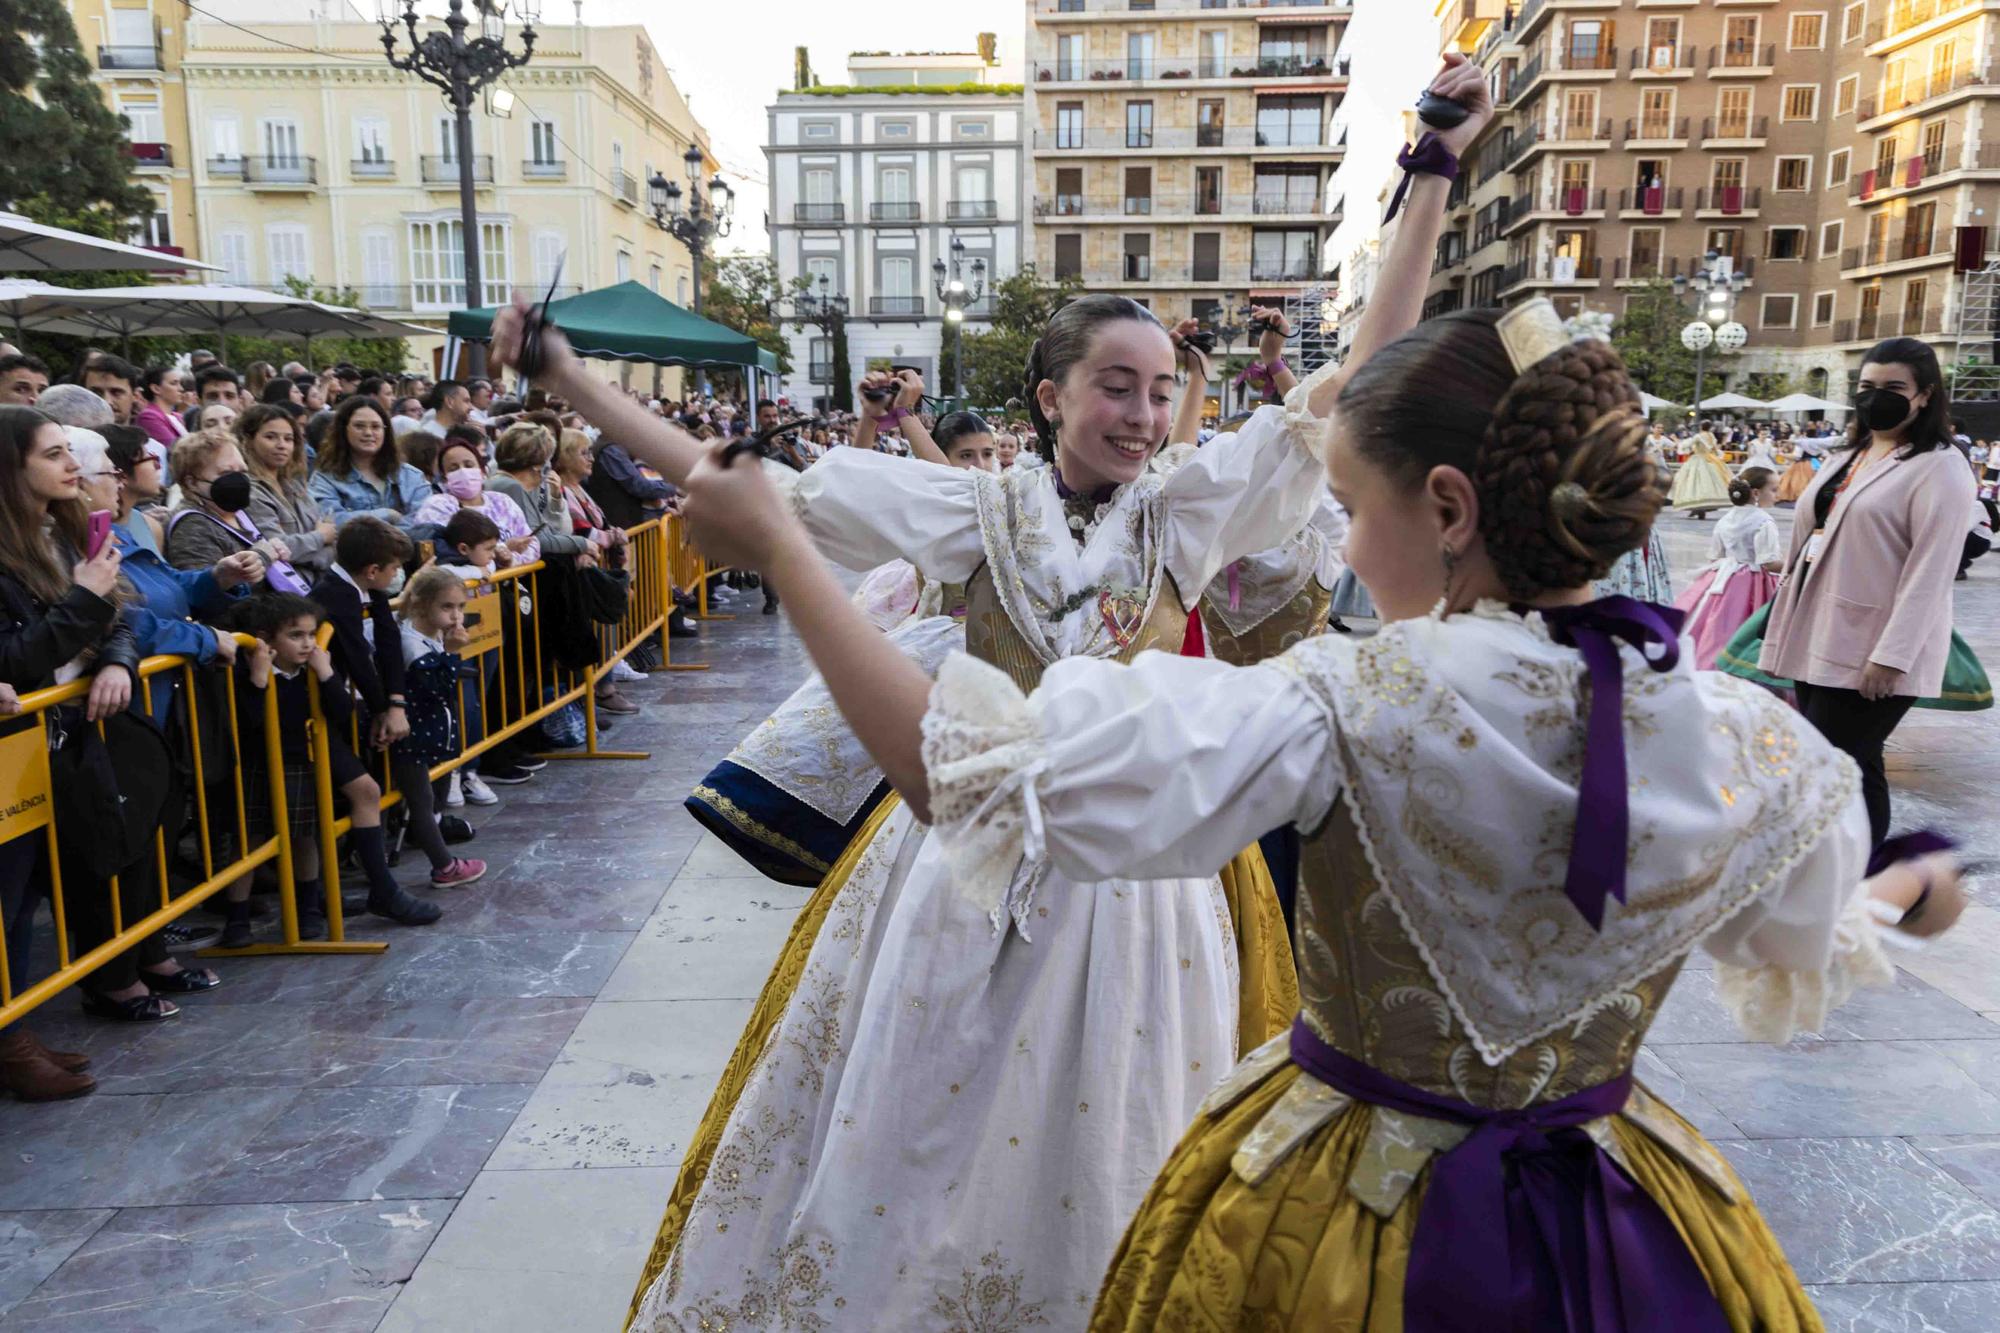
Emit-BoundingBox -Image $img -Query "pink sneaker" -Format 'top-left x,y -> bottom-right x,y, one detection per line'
431,858 -> 488,888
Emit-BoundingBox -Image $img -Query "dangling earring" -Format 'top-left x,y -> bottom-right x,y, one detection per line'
1440,543 -> 1458,605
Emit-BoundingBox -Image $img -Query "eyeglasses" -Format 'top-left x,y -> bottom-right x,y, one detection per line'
80,470 -> 121,481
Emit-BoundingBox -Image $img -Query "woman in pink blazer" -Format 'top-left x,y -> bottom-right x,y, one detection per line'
1761,337 -> 1973,846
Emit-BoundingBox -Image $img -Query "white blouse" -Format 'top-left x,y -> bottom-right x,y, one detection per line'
921,603 -> 1890,1058
1704,504 -> 1783,570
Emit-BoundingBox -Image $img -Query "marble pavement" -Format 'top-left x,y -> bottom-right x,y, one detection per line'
0,514 -> 1997,1330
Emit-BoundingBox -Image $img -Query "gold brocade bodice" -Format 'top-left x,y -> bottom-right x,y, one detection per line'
1204,578 -> 1334,669
963,565 -> 1190,694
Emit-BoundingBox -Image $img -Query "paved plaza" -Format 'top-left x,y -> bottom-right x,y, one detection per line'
2,512 -> 2000,1330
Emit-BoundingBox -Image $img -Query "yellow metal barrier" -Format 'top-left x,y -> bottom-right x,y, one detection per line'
0,635 -> 327,1025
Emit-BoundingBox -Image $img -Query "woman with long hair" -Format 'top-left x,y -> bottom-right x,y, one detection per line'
308,396 -> 433,529
670,300 -> 1967,1332
235,403 -> 337,576
1760,337 -> 1975,848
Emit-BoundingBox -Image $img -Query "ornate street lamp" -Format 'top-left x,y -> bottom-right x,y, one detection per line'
649,143 -> 734,317
931,236 -> 986,400
379,0 -> 538,373
1672,249 -> 1751,417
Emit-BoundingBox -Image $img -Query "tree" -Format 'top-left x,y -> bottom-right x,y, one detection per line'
943,264 -> 1084,408
1738,371 -> 1798,402
1610,280 -> 1701,407
828,322 -> 853,413
705,253 -> 808,377
0,0 -> 153,224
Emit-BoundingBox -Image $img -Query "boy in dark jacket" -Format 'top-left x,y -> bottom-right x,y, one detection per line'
308,516 -> 412,751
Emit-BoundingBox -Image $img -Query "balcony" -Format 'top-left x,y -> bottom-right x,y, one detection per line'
869,296 -> 925,316
1696,185 -> 1763,216
1049,192 -> 1085,216
1034,126 -> 1344,152
1506,53 -> 1545,103
1701,116 -> 1769,146
1685,255 -> 1755,284
242,155 -> 317,188
1836,308 -> 1951,343
97,44 -> 163,71
611,169 -> 638,206
1618,185 -> 1686,216
348,155 -> 395,179
869,201 -> 921,222
1630,44 -> 1698,75
1499,255 -> 1603,293
1031,0 -> 1357,12
1842,228 -> 1955,273
794,202 -> 844,223
1514,117 -> 1615,161
1040,192 -> 1334,221
1503,188 -> 1607,234
1623,115 -> 1690,145
421,154 -> 493,185
1032,53 -> 1346,84
1856,63 -> 1997,128
1866,0 -> 1985,51
947,199 -> 998,220
126,142 -> 172,169
1613,256 -> 1685,284
1708,42 -> 1776,74
522,157 -> 567,178
1854,142 -> 2000,199
1250,257 -> 1320,282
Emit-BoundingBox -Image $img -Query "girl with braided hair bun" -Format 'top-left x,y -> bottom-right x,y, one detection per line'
671,296 -> 1964,1331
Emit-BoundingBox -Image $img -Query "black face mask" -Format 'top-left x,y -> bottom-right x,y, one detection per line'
206,470 -> 252,512
1855,386 -> 1916,432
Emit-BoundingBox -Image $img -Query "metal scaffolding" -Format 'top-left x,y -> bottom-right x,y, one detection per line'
1958,263 -> 2000,402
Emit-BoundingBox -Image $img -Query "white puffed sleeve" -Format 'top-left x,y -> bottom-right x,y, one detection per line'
1160,361 -> 1338,602
1752,513 -> 1783,568
1701,799 -> 1893,1042
768,449 -> 988,581
920,647 -> 1338,917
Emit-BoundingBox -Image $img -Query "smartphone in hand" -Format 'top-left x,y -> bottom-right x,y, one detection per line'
86,509 -> 115,560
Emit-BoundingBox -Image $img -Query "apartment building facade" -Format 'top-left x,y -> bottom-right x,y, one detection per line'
71,0 -> 198,266
1428,0 -> 2000,384
1024,0 -> 1354,328
67,1 -> 714,366
765,48 -> 1025,404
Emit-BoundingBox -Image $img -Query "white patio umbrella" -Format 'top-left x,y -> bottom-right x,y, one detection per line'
1639,391 -> 1682,413
305,300 -> 439,339
1762,392 -> 1851,415
8,284 -> 399,357
1697,391 -> 1767,411
0,213 -> 219,275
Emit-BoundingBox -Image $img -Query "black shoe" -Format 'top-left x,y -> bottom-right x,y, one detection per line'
368,887 -> 444,926
297,912 -> 327,941
482,764 -> 535,785
762,599 -> 779,615
220,918 -> 255,950
669,612 -> 700,638
439,814 -> 477,845
163,920 -> 222,951
514,756 -> 548,771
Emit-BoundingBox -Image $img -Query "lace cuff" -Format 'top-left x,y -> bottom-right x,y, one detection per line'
919,654 -> 1051,934
1712,889 -> 1894,1042
1279,357 -> 1342,461
760,457 -> 807,521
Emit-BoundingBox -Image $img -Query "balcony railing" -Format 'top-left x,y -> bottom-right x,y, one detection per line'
1618,186 -> 1686,213
947,199 -> 998,220
1842,228 -> 1952,270
1033,53 -> 1346,83
1856,63 -> 1996,121
1630,45 -> 1698,73
614,170 -> 639,206
1709,42 -> 1777,70
1035,0 -> 1359,9
97,44 -> 163,70
1499,255 -> 1603,290
241,155 -> 317,185
1614,256 -> 1685,283
870,201 -> 922,221
334,283 -> 581,312
421,154 -> 493,184
1506,53 -> 1545,103
1554,44 -> 1620,72
127,142 -> 173,168
870,296 -> 925,316
1624,116 -> 1690,143
1547,117 -> 1614,145
1035,126 -> 1343,150
1686,255 -> 1755,282
1696,186 -> 1764,213
1250,258 -> 1319,282
1846,144 -> 2000,197
1040,193 -> 1332,219
522,157 -> 567,178
1837,308 -> 1950,344
1050,192 -> 1085,215
794,202 -> 845,222
1702,116 -> 1770,142
350,156 -> 395,178
1866,0 -> 1981,45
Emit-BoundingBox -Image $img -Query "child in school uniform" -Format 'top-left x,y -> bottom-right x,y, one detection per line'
392,565 -> 486,889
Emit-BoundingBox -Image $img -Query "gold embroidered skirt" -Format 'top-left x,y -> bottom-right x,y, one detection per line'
1088,1059 -> 1820,1333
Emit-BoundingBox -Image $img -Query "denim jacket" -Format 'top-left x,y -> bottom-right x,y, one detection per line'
308,463 -> 435,530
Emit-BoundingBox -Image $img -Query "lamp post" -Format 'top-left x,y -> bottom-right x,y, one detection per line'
648,144 -> 735,318
794,273 -> 850,412
1210,295 -> 1256,414
1672,249 -> 1750,419
379,0 -> 538,375
931,236 -> 986,401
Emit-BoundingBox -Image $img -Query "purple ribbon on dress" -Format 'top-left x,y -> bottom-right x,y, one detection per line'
1289,1021 -> 1732,1333
1052,470 -> 1117,508
1529,596 -> 1685,931
1865,829 -> 1957,879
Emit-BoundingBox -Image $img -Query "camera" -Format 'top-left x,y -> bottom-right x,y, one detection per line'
860,384 -> 897,403
1183,329 -> 1217,355
1246,318 -> 1274,340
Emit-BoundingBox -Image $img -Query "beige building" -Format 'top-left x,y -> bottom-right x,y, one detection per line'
70,0 -> 198,265
1023,0 -> 1354,327
67,0 -> 716,369
1427,0 -> 2000,387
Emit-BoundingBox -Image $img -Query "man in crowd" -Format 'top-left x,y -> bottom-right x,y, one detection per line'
467,377 -> 495,426
419,379 -> 471,438
0,352 -> 51,405
195,365 -> 242,409
81,355 -> 140,425
188,348 -> 218,372
328,364 -> 361,400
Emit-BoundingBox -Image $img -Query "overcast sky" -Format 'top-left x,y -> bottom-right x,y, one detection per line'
579,0 -> 1438,278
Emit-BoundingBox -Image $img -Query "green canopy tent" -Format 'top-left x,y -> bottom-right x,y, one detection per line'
448,280 -> 779,394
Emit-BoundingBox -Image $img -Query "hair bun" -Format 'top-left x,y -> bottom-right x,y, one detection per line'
1473,340 -> 1662,599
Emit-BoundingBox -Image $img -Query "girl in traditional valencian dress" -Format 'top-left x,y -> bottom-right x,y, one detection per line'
1670,419 -> 1733,515
671,297 -> 1965,1333
1675,465 -> 1784,669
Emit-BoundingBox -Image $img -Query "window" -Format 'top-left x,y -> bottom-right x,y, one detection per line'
649,264 -> 661,294
216,230 -> 251,285
1724,16 -> 1761,61
1904,277 -> 1930,332
209,115 -> 241,163
803,167 -> 835,203
1125,101 -> 1154,149
804,255 -> 840,293
1252,229 -> 1316,281
615,251 -> 632,284
1645,17 -> 1681,68
408,217 -> 511,307
1776,157 -> 1811,191
1927,41 -> 1959,99
1567,19 -> 1605,67
1256,95 -> 1321,148
1639,88 -> 1676,140
1768,226 -> 1807,260
1782,85 -> 1819,121
1882,58 -> 1910,113
1255,165 -> 1318,212
1843,1 -> 1866,43
1056,33 -> 1083,80
1789,13 -> 1826,49
1874,133 -> 1899,178
1196,165 -> 1222,214
131,202 -> 170,249
1192,232 -> 1220,283
881,254 -> 914,297
1056,102 -> 1083,149
1920,118 -> 1948,173
355,117 -> 390,165
1761,294 -> 1798,328
1053,233 -> 1082,279
435,115 -> 472,162
677,274 -> 689,304
109,6 -> 153,49
533,230 -> 565,289
1711,157 -> 1747,192
1562,88 -> 1599,138
880,165 -> 912,203
1828,147 -> 1851,186
879,121 -> 912,139
1813,291 -> 1836,326
1821,219 -> 1845,257
267,225 -> 310,285
1199,29 -> 1226,79
1717,87 -> 1753,136
955,119 -> 989,141
953,161 -> 990,208
1124,165 -> 1152,214
261,118 -> 302,165
1197,99 -> 1225,147
117,94 -> 162,143
611,141 -> 624,178
1122,232 -> 1151,281
1054,166 -> 1083,214
1835,74 -> 1859,117
361,229 -> 395,306
1126,32 -> 1156,80
802,121 -> 836,141
1628,227 -> 1665,279
530,118 -> 559,165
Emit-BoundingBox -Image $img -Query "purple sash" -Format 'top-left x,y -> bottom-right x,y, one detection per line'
1289,1020 -> 1732,1333
167,506 -> 309,595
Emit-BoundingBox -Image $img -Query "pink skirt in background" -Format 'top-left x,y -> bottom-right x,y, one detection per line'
1676,566 -> 1781,670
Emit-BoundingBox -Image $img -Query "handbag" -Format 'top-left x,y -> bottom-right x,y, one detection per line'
1718,603 -> 1993,711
